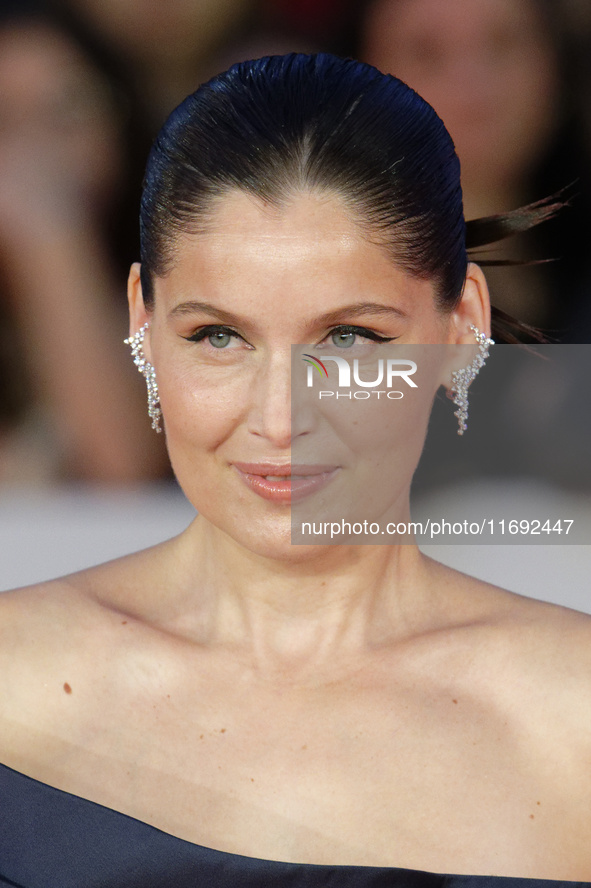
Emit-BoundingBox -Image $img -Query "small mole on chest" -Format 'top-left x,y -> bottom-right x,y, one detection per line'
63,682 -> 72,694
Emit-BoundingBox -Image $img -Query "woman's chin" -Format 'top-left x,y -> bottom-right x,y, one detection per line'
234,525 -> 335,563
193,510 -> 346,564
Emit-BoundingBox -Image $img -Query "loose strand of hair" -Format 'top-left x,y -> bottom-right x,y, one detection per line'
465,190 -> 572,250
490,305 -> 552,344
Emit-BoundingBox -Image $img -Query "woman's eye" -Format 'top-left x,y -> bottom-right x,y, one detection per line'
332,330 -> 357,348
208,331 -> 233,348
325,325 -> 396,349
185,325 -> 244,349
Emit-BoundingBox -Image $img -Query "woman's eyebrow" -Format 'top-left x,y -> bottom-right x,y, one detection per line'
315,303 -> 408,325
169,301 -> 408,325
168,301 -> 244,324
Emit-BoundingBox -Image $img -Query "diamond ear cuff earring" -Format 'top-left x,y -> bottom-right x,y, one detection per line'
124,322 -> 162,433
450,325 -> 494,435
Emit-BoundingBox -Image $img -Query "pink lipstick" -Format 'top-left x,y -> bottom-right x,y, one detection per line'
232,462 -> 339,504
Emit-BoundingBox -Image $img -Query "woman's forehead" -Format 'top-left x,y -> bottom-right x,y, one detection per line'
182,188 -> 368,241
158,189 -> 409,284
155,192 -> 425,300
151,191 -> 438,330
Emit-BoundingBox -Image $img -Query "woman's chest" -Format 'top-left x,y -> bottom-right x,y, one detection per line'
14,670 -> 589,879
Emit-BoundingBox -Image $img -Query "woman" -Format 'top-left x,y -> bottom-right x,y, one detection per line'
0,53 -> 589,885
0,6 -> 166,483
360,0 -> 591,342
58,0 -> 257,124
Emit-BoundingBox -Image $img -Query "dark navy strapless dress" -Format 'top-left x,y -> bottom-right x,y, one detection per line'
0,763 -> 588,888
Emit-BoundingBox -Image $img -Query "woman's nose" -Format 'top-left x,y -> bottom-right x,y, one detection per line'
246,349 -> 316,446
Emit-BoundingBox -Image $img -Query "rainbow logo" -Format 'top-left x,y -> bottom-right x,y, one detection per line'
302,354 -> 329,378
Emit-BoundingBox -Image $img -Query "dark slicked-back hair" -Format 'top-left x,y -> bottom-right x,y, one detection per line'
140,53 -> 464,304
139,52 -> 561,340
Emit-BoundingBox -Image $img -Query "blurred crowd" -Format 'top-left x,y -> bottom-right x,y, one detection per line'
1,0 -> 591,487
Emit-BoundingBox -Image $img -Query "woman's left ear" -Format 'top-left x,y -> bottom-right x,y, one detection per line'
127,262 -> 151,341
437,262 -> 492,396
448,262 -> 491,344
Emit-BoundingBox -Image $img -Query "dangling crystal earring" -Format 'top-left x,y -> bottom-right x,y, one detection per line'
124,322 -> 162,433
450,324 -> 494,435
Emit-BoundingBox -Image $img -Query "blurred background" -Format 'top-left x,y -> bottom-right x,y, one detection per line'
0,0 -> 590,608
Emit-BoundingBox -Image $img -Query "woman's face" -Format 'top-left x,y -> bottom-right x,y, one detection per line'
0,24 -> 121,204
130,191 -> 485,559
66,0 -> 253,68
362,0 -> 560,193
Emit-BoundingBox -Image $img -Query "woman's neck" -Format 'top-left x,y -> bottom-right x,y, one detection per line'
151,516 -> 442,681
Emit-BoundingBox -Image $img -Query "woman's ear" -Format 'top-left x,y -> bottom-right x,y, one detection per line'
449,262 -> 491,344
127,263 -> 153,359
438,262 -> 493,390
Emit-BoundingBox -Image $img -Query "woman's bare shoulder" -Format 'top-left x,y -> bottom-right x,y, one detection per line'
428,557 -> 591,719
3,533 -> 180,608
0,537 -> 181,665
0,540 -> 180,763
429,554 -> 591,632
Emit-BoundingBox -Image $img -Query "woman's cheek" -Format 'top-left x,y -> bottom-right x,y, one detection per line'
158,359 -> 252,450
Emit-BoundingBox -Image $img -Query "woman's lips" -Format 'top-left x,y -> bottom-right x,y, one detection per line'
232,462 -> 339,504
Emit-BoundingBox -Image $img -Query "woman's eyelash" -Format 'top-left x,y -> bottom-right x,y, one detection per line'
183,323 -> 396,345
184,324 -> 243,343
324,325 -> 398,343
